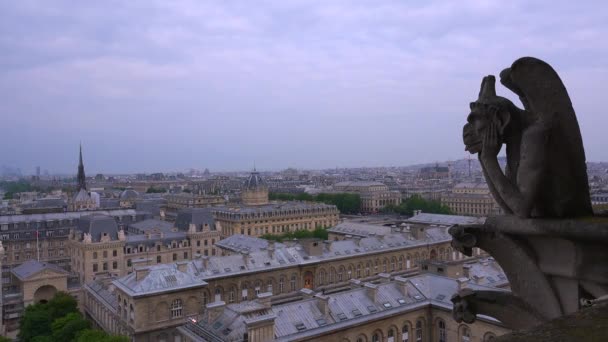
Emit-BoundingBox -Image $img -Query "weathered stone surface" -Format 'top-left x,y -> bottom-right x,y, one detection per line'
494,302 -> 608,342
463,57 -> 592,218
450,57 -> 608,332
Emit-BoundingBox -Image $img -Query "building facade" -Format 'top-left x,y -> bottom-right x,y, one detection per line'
441,182 -> 502,217
333,181 -> 402,213
82,224 -> 488,341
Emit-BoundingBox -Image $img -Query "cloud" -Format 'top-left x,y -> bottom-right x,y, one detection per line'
0,0 -> 607,173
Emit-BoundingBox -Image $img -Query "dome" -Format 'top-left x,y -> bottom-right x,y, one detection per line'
244,171 -> 267,190
120,188 -> 140,200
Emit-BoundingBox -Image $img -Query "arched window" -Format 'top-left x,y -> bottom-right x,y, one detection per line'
366,262 -> 371,276
347,265 -> 353,279
267,279 -> 273,293
406,255 -> 412,268
329,268 -> 336,283
372,333 -> 380,342
338,266 -> 345,282
214,287 -> 222,302
319,270 -> 326,285
356,335 -> 367,342
460,325 -> 471,342
391,257 -> 397,271
279,276 -> 285,294
388,328 -> 395,342
416,320 -> 423,342
290,274 -> 297,291
383,258 -> 388,272
357,264 -> 362,278
171,299 -> 182,318
438,319 -> 447,342
228,286 -> 236,303
483,333 -> 497,342
202,291 -> 209,305
402,324 -> 410,342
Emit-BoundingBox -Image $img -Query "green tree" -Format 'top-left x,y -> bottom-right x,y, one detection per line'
51,312 -> 90,341
75,329 -> 129,342
18,303 -> 52,342
0,337 -> 12,342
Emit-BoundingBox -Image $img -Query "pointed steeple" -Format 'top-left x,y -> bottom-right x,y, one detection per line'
77,143 -> 86,191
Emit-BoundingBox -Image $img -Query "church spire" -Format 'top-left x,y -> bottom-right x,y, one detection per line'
77,143 -> 86,191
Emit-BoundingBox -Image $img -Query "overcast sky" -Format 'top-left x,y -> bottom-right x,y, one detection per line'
1,0 -> 607,174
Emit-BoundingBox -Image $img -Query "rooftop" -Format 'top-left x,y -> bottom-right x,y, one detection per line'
182,273 -> 507,342
406,212 -> 486,226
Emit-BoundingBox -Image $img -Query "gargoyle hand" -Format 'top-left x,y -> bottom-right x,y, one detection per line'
448,225 -> 479,257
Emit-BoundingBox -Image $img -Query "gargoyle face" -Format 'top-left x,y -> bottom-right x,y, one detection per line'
464,102 -> 505,154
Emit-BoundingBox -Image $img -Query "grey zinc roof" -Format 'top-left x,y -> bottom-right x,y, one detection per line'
120,188 -> 140,200
215,234 -> 284,253
12,260 -> 68,280
406,212 -> 486,226
175,208 -> 216,231
113,228 -> 454,296
129,219 -> 174,233
334,181 -> 386,187
328,221 -> 393,237
244,171 -> 267,190
0,209 -> 138,225
77,214 -> 120,242
184,274 -> 506,342
72,188 -> 91,202
212,201 -> 337,217
114,263 -> 208,296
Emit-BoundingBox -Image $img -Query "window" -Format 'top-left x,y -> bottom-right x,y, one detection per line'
416,320 -> 423,342
204,240 -> 208,246
93,252 -> 98,259
173,253 -> 177,261
402,325 -> 409,342
103,251 -> 108,258
387,328 -> 395,342
127,259 -> 132,267
157,245 -> 161,252
461,326 -> 471,342
197,240 -> 200,247
113,261 -> 118,269
372,333 -> 380,342
103,262 -> 108,271
113,249 -> 117,257
93,264 -> 98,272
290,274 -> 296,291
202,292 -> 209,305
279,277 -> 285,294
438,319 -> 446,342
184,252 -> 188,259
171,299 -> 183,318
242,287 -> 248,301
229,287 -> 235,303
157,256 -> 162,263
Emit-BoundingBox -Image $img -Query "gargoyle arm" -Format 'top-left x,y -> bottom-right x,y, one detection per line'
481,125 -> 547,218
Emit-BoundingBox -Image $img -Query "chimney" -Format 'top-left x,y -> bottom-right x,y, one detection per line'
206,301 -> 226,323
257,292 -> 273,308
188,223 -> 197,233
394,276 -> 410,297
462,264 -> 471,278
300,288 -> 315,299
364,283 -> 379,303
201,256 -> 209,269
135,267 -> 150,281
457,277 -> 469,291
353,236 -> 362,246
377,273 -> 391,283
349,279 -> 362,289
177,261 -> 188,273
267,245 -> 275,259
242,251 -> 250,265
314,293 -> 330,316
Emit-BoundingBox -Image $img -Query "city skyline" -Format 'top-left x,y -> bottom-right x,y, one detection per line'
1,1 -> 607,173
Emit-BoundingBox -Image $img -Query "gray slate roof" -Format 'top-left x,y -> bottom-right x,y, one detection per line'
77,214 -> 120,242
175,208 -> 216,231
184,273 -> 506,342
113,227 -> 453,297
406,212 -> 486,226
12,260 -> 68,280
